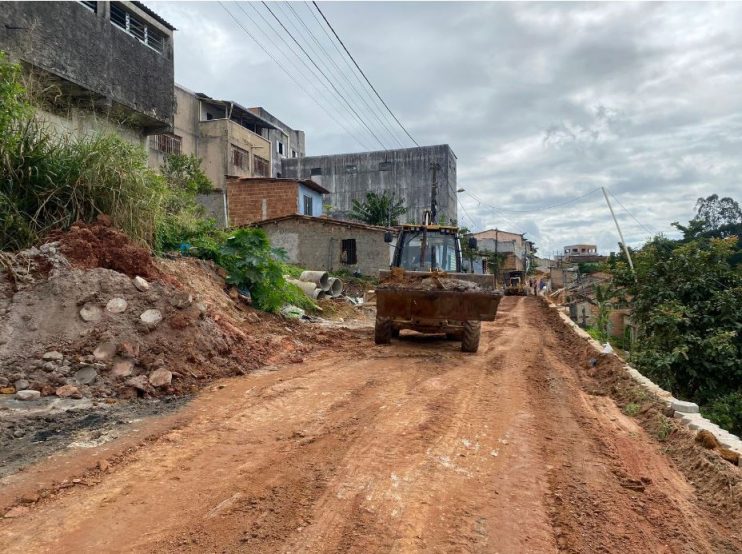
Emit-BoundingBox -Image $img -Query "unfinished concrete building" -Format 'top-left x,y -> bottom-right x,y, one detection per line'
247,107 -> 305,178
281,145 -> 457,225
0,1 -> 175,143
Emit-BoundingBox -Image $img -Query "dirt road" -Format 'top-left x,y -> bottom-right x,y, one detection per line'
1,297 -> 740,553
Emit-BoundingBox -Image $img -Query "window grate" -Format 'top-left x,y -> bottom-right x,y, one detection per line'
232,146 -> 249,170
341,239 -> 357,265
110,2 -> 166,54
151,134 -> 181,155
253,155 -> 270,177
303,195 -> 313,216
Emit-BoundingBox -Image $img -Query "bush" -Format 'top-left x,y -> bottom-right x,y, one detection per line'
702,392 -> 742,437
215,228 -> 315,313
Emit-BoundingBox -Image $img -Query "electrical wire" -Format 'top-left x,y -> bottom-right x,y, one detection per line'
220,2 -> 372,151
262,1 -> 388,151
303,1 -> 409,148
284,2 -> 405,149
485,187 -> 603,214
312,1 -> 420,147
607,189 -> 658,236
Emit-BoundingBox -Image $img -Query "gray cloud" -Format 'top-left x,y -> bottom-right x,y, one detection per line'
155,1 -> 742,256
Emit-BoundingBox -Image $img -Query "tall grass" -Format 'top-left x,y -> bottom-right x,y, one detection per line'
0,52 -> 165,250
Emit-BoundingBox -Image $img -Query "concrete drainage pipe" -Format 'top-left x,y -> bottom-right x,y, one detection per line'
299,270 -> 330,291
286,278 -> 321,299
327,277 -> 343,297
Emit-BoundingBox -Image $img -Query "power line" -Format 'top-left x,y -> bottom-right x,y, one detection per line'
262,1 -> 388,151
220,2 -> 372,150
303,1 -> 409,148
244,2 -> 376,151
488,187 -> 603,214
312,1 -> 420,147
607,189 -> 657,236
284,2 -> 405,149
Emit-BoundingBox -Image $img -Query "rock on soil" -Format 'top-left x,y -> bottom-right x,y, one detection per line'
111,359 -> 134,378
139,309 -> 163,330
16,390 -> 40,401
74,367 -> 97,386
133,276 -> 149,292
126,375 -> 149,392
55,384 -> 81,398
106,297 -> 128,313
148,369 -> 172,388
93,342 -> 117,361
42,351 -> 63,361
79,303 -> 102,323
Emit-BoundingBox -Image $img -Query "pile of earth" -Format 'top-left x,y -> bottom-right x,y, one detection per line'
378,268 -> 481,292
0,221 -> 337,404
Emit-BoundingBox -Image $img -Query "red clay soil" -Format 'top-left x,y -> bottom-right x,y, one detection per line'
53,218 -> 161,280
1,298 -> 739,553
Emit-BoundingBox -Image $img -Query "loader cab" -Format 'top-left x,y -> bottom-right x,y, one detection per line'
391,224 -> 463,272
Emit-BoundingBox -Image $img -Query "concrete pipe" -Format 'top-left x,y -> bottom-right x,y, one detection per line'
299,270 -> 330,291
327,277 -> 343,297
286,278 -> 321,299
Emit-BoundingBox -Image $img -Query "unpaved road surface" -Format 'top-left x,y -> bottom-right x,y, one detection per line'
1,297 -> 740,553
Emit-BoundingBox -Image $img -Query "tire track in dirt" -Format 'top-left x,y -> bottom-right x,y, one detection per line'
1,297 -> 739,553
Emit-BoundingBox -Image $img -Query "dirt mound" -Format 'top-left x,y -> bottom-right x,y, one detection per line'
378,268 -> 480,292
0,244 -> 335,406
52,218 -> 160,280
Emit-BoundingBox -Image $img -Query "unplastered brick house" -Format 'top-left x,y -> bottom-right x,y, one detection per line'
226,177 -> 329,227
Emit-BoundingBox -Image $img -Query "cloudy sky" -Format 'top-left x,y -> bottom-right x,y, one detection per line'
155,1 -> 742,256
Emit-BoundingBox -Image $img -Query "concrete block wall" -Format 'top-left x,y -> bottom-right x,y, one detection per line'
227,180 -> 298,227
258,218 -> 392,276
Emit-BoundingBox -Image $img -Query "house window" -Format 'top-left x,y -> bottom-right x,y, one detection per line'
341,239 -> 357,265
151,134 -> 181,155
79,1 -> 97,13
379,161 -> 393,171
303,195 -> 313,216
291,149 -> 297,158
110,2 -> 166,54
277,142 -> 284,155
232,145 -> 249,170
310,167 -> 322,176
254,155 -> 270,177
345,164 -> 357,174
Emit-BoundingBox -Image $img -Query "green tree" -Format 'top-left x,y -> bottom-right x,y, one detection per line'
611,229 -> 741,433
350,191 -> 406,226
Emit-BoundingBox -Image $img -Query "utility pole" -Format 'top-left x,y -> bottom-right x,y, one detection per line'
494,227 -> 499,288
602,187 -> 635,273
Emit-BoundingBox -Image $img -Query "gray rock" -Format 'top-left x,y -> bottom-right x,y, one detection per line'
42,351 -> 64,361
74,367 -> 98,386
80,303 -> 102,323
106,297 -> 128,314
93,342 -> 117,362
169,292 -> 193,309
195,302 -> 208,315
148,368 -> 172,388
42,361 -> 58,372
671,399 -> 700,414
14,429 -> 25,438
133,276 -> 150,292
139,309 -> 163,330
0,377 -> 8,387
13,379 -> 29,391
16,390 -> 41,401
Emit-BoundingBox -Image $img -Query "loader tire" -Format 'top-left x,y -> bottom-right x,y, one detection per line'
375,317 -> 392,344
461,321 -> 481,353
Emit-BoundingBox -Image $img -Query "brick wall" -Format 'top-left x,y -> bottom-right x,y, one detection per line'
227,179 -> 299,226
